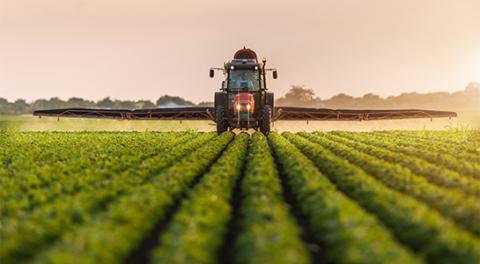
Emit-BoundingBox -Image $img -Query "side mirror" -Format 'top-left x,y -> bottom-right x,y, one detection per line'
273,70 -> 278,79
209,69 -> 214,78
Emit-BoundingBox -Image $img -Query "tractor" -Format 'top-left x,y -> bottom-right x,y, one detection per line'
209,47 -> 277,134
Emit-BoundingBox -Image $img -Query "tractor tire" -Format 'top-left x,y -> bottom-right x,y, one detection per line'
267,92 -> 274,109
260,105 -> 271,134
214,92 -> 226,108
216,105 -> 228,134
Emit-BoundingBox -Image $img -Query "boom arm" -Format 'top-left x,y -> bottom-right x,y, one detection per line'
33,107 -> 456,122
273,107 -> 457,121
33,107 -> 215,120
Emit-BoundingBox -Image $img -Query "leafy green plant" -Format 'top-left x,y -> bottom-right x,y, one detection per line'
233,133 -> 310,264
349,131 -> 480,179
284,132 -> 480,264
33,132 -> 233,264
0,132 -> 217,263
269,132 -> 420,264
324,131 -> 480,197
152,133 -> 249,263
1,132 -> 197,216
300,132 -> 480,235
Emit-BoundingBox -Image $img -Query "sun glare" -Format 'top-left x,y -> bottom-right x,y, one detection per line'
475,63 -> 480,81
470,53 -> 480,81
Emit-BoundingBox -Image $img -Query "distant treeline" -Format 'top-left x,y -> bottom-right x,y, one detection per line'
277,82 -> 479,110
1,83 -> 478,115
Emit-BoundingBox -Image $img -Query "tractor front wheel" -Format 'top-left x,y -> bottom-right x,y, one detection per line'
260,105 -> 271,134
215,105 -> 228,134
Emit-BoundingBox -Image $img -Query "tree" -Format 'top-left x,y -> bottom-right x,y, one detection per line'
13,99 -> 30,114
114,100 -> 136,109
135,100 -> 156,109
67,97 -> 95,108
0,98 -> 14,115
156,95 -> 194,106
358,93 -> 384,108
97,97 -> 115,108
325,93 -> 356,108
285,85 -> 315,101
31,99 -> 50,111
48,97 -> 68,109
276,85 -> 321,106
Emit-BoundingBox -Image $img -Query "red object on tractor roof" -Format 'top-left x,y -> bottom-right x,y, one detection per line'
234,47 -> 258,61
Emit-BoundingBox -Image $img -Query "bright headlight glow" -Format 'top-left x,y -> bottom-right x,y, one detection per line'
246,104 -> 251,110
230,66 -> 235,70
236,104 -> 241,110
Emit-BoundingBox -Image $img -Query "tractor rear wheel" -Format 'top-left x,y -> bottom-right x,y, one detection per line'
216,105 -> 228,134
260,105 -> 271,134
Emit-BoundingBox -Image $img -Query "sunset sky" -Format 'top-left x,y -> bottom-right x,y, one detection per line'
1,0 -> 479,103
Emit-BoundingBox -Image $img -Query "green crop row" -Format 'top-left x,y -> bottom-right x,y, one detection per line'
325,131 -> 480,197
368,133 -> 480,166
284,132 -> 480,264
233,133 -> 310,264
300,132 -> 480,236
1,132 -> 197,216
269,133 -> 421,264
2,132 -> 213,219
1,132 -> 174,196
151,133 -> 249,263
0,132 -> 217,263
369,131 -> 480,165
31,132 -> 234,264
375,130 -> 480,155
349,132 -> 480,179
1,132 -> 106,188
1,132 -> 157,184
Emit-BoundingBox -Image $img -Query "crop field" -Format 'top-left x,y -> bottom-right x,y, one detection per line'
1,130 -> 479,264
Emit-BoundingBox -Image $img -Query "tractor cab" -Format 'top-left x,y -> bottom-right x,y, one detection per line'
210,47 -> 277,134
227,60 -> 261,91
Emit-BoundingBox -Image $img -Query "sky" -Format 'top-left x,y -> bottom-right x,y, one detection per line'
1,0 -> 479,103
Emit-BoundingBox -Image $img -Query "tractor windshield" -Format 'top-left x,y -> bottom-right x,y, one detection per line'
229,70 -> 260,91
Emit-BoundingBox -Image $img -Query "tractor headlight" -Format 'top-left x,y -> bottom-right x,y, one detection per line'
230,66 -> 235,70
236,104 -> 241,111
246,104 -> 251,110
